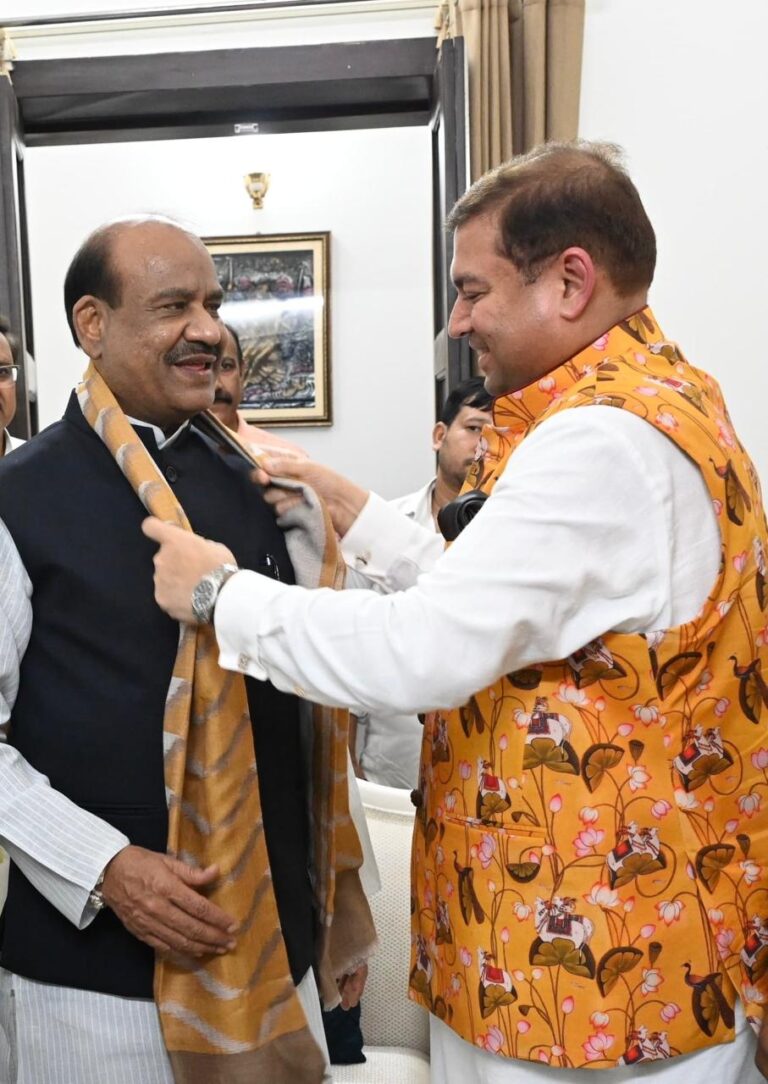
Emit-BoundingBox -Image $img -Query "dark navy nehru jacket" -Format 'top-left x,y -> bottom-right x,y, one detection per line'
0,393 -> 314,997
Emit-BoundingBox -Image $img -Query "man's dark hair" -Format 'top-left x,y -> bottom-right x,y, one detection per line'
439,376 -> 493,428
446,140 -> 656,297
223,323 -> 244,369
63,225 -> 122,347
0,313 -> 20,365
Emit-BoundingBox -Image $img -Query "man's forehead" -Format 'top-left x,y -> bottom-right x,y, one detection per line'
113,223 -> 216,280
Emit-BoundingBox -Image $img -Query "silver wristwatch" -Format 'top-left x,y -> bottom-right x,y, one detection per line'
191,563 -> 240,624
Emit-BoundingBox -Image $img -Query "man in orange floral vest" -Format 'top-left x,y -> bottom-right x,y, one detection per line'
146,142 -> 768,1082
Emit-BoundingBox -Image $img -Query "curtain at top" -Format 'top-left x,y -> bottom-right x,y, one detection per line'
436,0 -> 586,181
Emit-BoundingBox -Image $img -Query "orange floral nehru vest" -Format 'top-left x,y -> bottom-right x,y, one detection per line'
409,309 -> 768,1069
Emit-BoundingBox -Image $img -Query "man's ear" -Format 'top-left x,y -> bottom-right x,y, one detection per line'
432,421 -> 447,452
71,296 -> 107,358
558,247 -> 596,321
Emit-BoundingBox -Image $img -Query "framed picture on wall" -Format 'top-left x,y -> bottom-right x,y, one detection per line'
204,231 -> 331,426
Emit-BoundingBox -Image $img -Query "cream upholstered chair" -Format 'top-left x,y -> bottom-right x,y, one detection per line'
334,779 -> 430,1084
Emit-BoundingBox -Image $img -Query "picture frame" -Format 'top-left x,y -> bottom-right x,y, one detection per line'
204,231 -> 331,426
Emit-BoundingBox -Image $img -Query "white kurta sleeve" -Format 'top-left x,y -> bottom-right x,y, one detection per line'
0,519 -> 128,929
215,408 -> 718,716
340,492 -> 445,591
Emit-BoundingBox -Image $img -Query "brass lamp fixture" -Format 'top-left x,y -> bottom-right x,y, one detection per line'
244,172 -> 270,210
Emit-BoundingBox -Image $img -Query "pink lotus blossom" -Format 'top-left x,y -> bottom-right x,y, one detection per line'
733,551 -> 748,573
527,850 -> 542,865
623,896 -> 636,913
579,806 -> 599,824
551,1044 -> 565,1057
752,749 -> 768,771
725,818 -> 740,833
538,375 -> 556,393
584,883 -> 619,908
501,926 -> 510,944
513,709 -> 531,729
590,1011 -> 610,1028
487,880 -> 496,894
477,1026 -> 505,1053
513,969 -> 526,982
594,696 -> 606,712
435,845 -> 445,866
451,973 -> 462,994
708,908 -> 724,925
636,386 -> 658,397
583,1032 -> 615,1061
459,760 -> 472,780
498,734 -> 509,752
716,927 -> 735,957
651,799 -> 672,820
663,733 -> 673,748
633,352 -> 647,366
531,968 -> 543,980
445,793 -> 457,811
686,861 -> 697,881
641,968 -> 664,995
573,827 -> 605,857
541,843 -> 556,856
739,793 -> 762,818
661,1003 -> 681,1023
740,859 -> 762,885
718,420 -> 737,449
758,627 -> 768,648
716,600 -> 733,618
627,764 -> 651,791
445,881 -> 454,897
656,410 -> 678,430
640,924 -> 656,939
617,723 -> 634,737
477,833 -> 497,869
675,788 -> 699,810
656,899 -> 684,925
537,1051 -> 550,1064
517,1020 -> 531,1035
592,333 -> 610,350
713,498 -> 723,516
703,797 -> 715,813
507,776 -> 521,790
557,681 -> 589,706
632,704 -> 660,725
562,997 -> 575,1015
460,947 -> 472,967
695,669 -> 713,693
549,794 -> 563,813
513,902 -> 532,921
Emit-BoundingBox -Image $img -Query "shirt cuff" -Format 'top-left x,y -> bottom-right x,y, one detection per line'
341,492 -> 441,587
214,569 -> 288,681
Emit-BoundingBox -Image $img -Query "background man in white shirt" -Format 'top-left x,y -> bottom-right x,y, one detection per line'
353,375 -> 492,787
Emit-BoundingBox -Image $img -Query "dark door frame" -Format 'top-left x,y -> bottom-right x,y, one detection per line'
0,35 -> 467,438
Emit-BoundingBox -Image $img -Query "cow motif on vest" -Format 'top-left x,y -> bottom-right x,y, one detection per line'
408,310 -> 768,1069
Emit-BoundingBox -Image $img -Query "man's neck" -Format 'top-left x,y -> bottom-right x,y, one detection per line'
431,473 -> 460,518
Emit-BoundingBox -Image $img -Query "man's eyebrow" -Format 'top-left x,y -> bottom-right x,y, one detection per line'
147,287 -> 224,304
453,273 -> 488,291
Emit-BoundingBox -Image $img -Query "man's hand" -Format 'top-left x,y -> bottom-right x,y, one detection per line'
337,962 -> 368,1009
142,517 -> 235,623
252,455 -> 369,538
101,845 -> 238,958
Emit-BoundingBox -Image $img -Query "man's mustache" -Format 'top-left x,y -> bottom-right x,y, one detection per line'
166,341 -> 219,365
213,392 -> 233,404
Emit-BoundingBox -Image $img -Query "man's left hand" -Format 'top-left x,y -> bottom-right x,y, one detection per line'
142,517 -> 235,623
338,962 -> 368,1009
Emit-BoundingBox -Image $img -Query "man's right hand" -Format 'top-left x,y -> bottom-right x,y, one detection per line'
252,455 -> 369,538
101,845 -> 238,958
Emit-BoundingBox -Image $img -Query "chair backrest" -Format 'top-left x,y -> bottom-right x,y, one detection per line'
356,780 -> 429,1056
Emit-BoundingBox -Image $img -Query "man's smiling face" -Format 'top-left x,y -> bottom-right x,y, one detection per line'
85,222 -> 224,429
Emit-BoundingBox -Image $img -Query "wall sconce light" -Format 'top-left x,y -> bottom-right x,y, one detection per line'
244,172 -> 270,210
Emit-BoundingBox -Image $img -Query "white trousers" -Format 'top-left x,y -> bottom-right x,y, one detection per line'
0,966 -> 332,1084
430,1006 -> 762,1084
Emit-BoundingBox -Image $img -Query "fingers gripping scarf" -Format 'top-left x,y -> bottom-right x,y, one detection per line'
78,364 -> 376,1083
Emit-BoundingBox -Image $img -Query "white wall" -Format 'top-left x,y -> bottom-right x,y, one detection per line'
580,0 -> 768,485
24,125 -> 435,496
